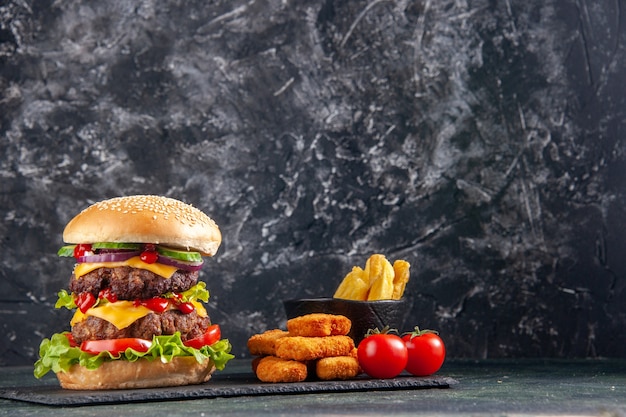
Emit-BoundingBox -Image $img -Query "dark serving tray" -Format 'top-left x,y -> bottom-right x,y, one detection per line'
0,372 -> 457,406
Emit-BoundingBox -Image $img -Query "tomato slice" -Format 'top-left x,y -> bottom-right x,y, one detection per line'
183,324 -> 221,349
80,338 -> 152,356
64,332 -> 77,347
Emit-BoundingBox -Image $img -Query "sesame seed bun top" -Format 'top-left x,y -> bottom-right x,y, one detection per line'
62,195 -> 221,256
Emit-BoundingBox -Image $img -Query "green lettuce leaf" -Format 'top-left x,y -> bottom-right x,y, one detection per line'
34,331 -> 234,379
54,290 -> 76,310
165,281 -> 210,303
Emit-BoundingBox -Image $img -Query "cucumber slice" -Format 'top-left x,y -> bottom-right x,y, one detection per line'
156,246 -> 203,262
92,242 -> 142,250
57,245 -> 76,257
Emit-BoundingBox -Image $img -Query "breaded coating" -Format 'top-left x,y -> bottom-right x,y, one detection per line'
349,347 -> 359,359
316,355 -> 361,380
275,335 -> 355,362
254,356 -> 308,383
251,356 -> 263,374
287,313 -> 351,337
247,329 -> 290,356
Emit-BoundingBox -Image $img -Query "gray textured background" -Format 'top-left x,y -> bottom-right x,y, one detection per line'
1,0 -> 625,366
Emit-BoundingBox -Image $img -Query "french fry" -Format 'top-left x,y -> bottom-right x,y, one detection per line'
333,254 -> 411,301
366,255 -> 395,300
362,254 -> 384,287
333,266 -> 369,300
391,259 -> 410,300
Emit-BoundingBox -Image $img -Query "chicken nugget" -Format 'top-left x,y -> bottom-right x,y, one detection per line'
287,313 -> 351,337
349,347 -> 359,359
251,356 -> 263,374
254,356 -> 308,383
247,329 -> 289,356
275,335 -> 355,362
316,355 -> 361,380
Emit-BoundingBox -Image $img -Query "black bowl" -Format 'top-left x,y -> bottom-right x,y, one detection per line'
283,297 -> 413,345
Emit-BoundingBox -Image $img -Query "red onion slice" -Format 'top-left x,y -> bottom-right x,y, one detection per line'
75,250 -> 203,272
76,251 -> 140,263
157,255 -> 204,272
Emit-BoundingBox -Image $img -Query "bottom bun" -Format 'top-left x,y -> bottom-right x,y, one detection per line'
56,356 -> 216,390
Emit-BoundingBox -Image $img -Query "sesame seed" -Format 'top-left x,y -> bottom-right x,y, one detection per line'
90,195 -> 217,228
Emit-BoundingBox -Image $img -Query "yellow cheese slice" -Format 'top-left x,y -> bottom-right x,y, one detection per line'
73,256 -> 178,279
70,301 -> 152,330
70,310 -> 85,327
191,300 -> 207,317
70,300 -> 207,328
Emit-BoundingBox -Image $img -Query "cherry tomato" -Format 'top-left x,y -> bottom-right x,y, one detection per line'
80,338 -> 152,356
357,330 -> 408,379
184,324 -> 221,349
75,292 -> 96,313
402,326 -> 446,376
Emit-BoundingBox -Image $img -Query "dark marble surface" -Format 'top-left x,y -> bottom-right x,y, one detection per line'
0,359 -> 625,416
1,0 -> 625,366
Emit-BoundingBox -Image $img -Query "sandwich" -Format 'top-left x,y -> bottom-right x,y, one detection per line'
34,195 -> 233,390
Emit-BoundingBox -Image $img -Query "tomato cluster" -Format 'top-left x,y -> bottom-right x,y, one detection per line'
357,326 -> 446,379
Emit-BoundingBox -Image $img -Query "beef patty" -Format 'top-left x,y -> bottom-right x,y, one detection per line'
71,310 -> 211,343
69,266 -> 199,300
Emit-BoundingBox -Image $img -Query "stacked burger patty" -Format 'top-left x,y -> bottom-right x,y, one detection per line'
69,267 -> 209,343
